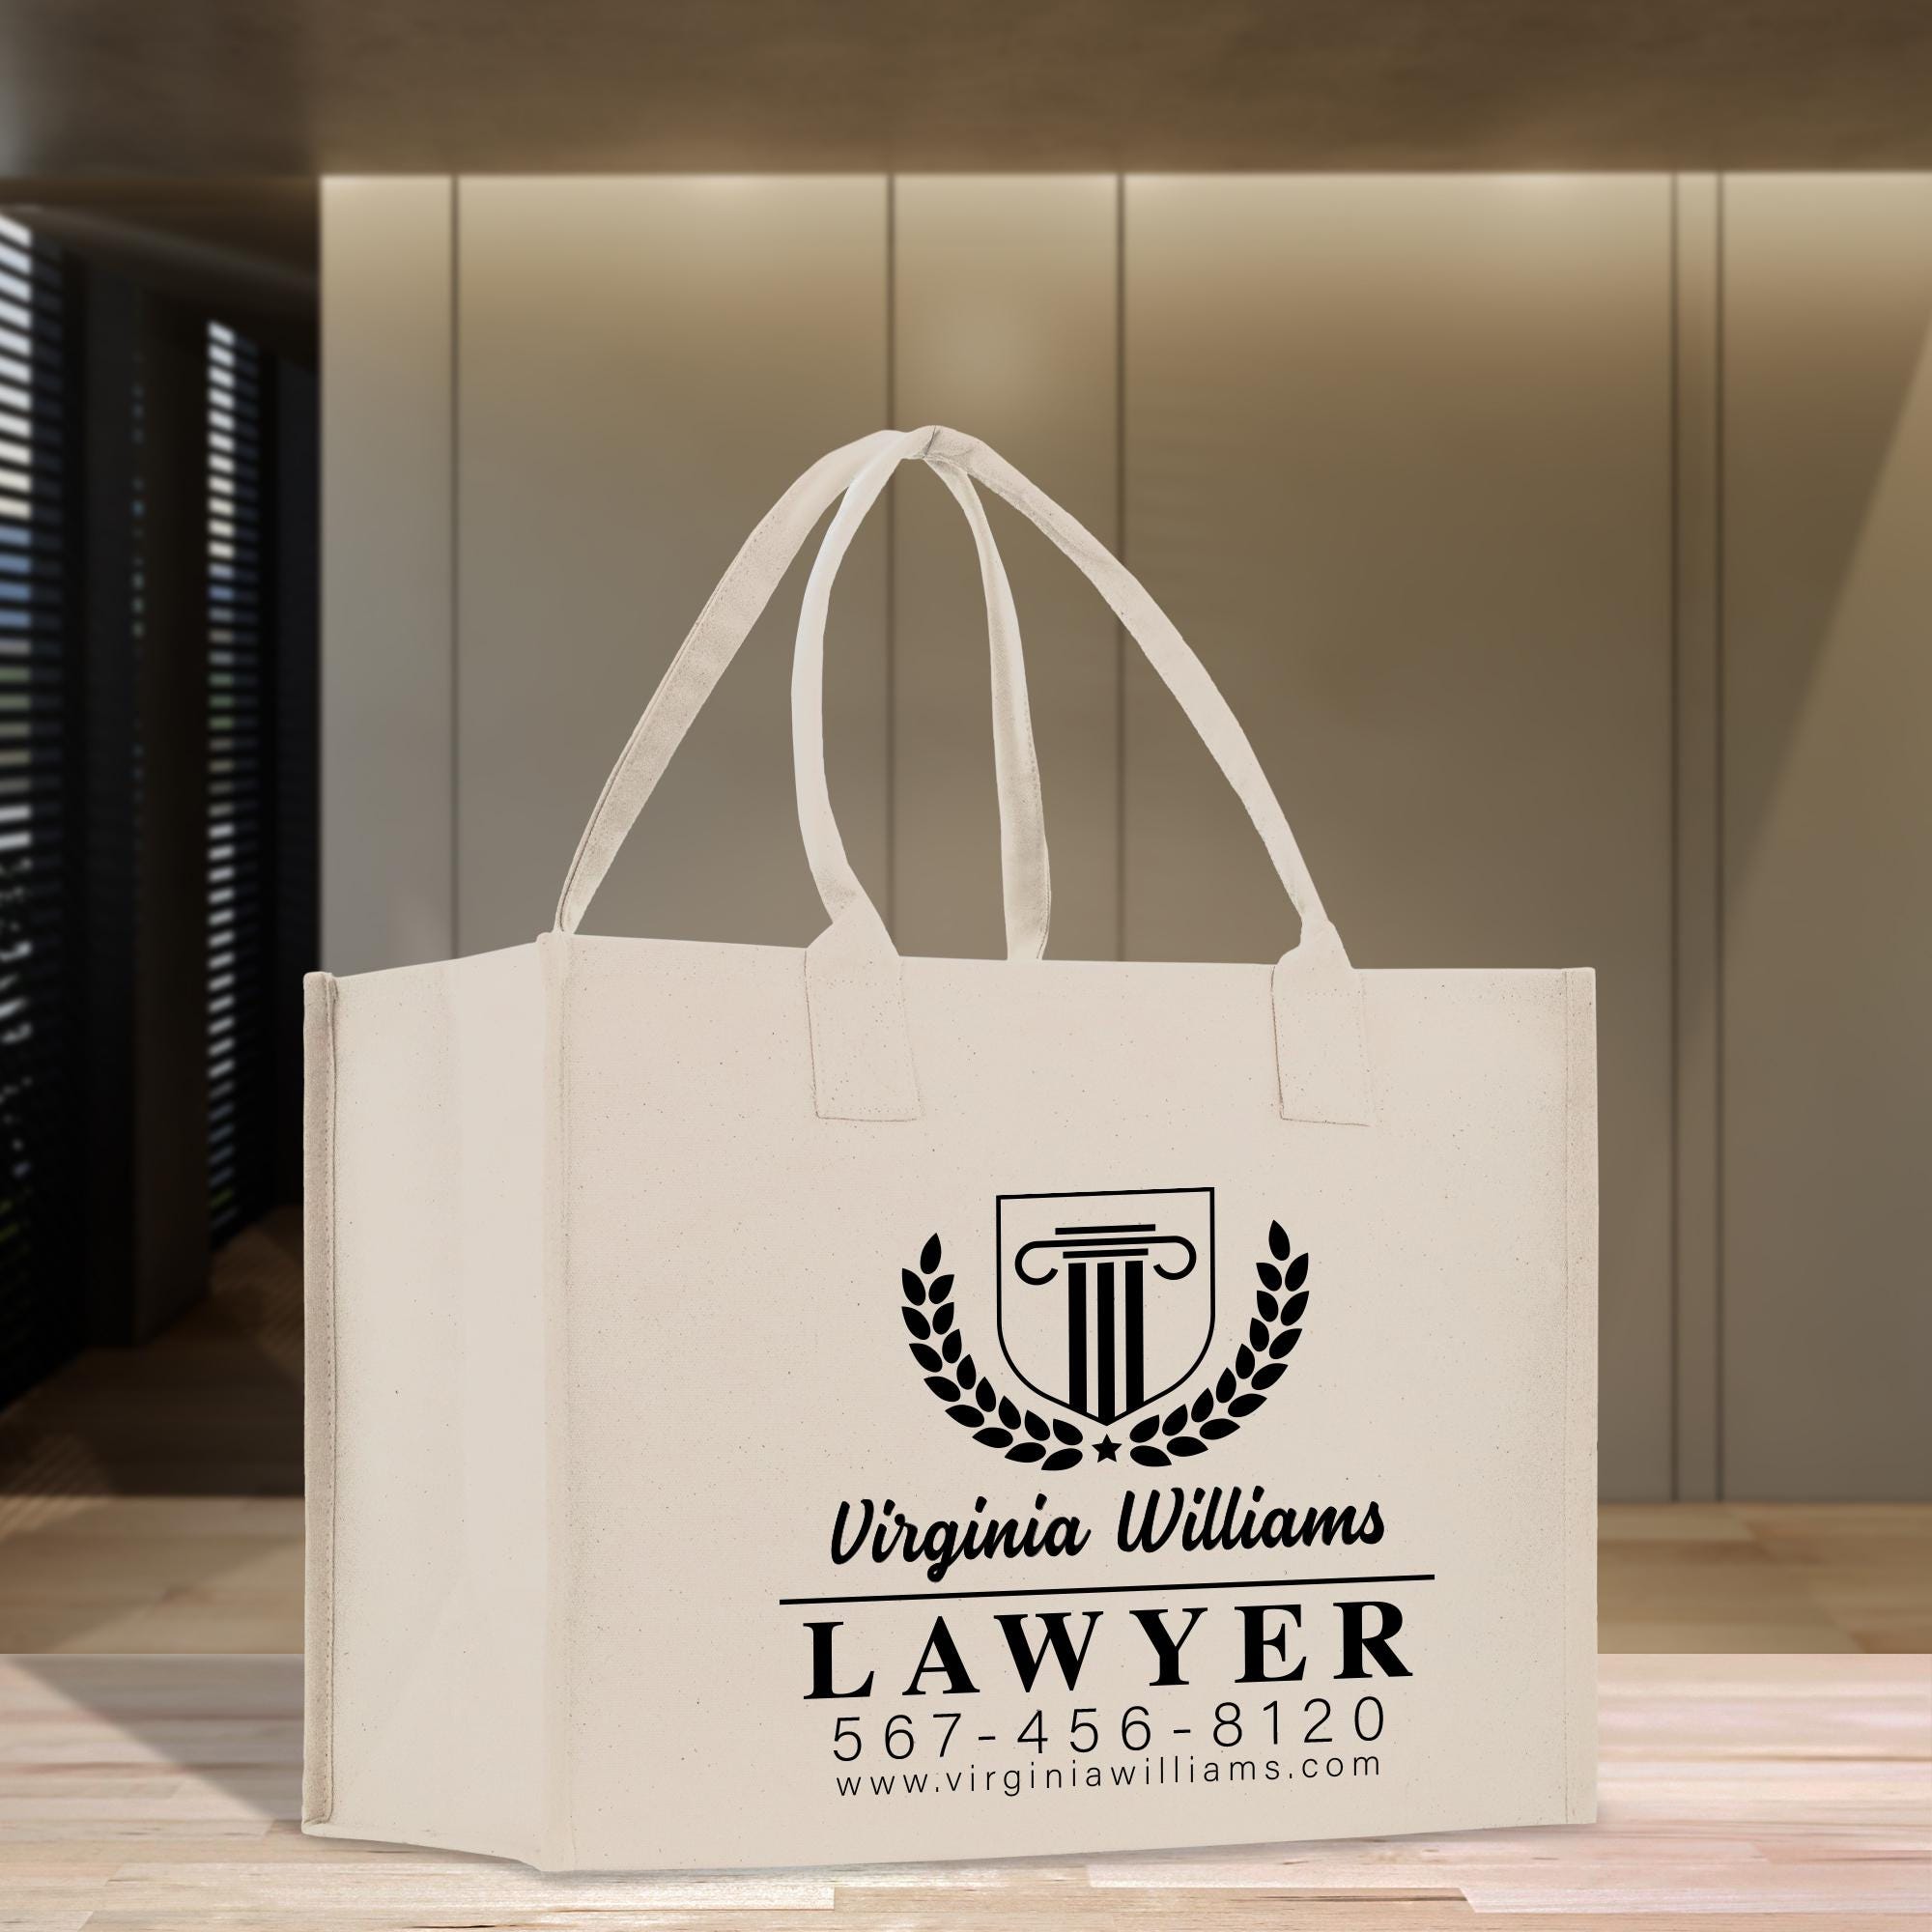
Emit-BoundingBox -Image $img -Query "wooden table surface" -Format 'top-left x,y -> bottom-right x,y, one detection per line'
0,1654 -> 1926,1930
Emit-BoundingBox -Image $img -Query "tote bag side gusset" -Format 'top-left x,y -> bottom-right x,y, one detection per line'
536,927 -> 579,1874
300,969 -> 339,1832
302,945 -> 551,1864
1562,965 -> 1600,1823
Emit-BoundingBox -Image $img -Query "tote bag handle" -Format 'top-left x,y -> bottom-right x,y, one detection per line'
555,431 -> 1053,959
559,426 -> 1373,1131
789,428 -> 1371,1127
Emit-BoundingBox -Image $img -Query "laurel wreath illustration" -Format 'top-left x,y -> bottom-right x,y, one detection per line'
898,1223 -> 1309,1470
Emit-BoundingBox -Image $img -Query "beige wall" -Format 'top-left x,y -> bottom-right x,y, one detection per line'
454,179 -> 890,953
1121,180 -> 1674,1500
322,175 -> 1932,1503
1719,179 -> 1932,1501
320,180 -> 455,978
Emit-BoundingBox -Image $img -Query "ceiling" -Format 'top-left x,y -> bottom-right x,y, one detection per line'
6,0 -> 1930,339
5,0 -> 1932,177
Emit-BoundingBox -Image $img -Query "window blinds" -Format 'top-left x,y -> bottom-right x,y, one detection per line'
0,216 -> 78,1404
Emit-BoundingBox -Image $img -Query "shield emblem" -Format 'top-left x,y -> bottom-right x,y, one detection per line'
996,1188 -> 1215,1425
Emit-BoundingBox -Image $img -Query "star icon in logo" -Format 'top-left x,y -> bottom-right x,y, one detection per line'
1094,1435 -> 1121,1463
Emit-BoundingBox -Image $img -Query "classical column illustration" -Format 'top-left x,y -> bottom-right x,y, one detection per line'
1015,1224 -> 1198,1423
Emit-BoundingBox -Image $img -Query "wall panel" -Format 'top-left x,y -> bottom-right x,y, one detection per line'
322,170 -> 1932,1501
1122,178 -> 1676,1499
320,179 -> 455,975
1671,176 -> 1723,1502
455,179 -> 890,953
1720,177 -> 1932,1500
889,178 -> 1121,960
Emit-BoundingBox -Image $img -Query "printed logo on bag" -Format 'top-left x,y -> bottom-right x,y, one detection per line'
997,1188 -> 1215,1426
824,1197 -> 1406,1780
899,1189 -> 1308,1471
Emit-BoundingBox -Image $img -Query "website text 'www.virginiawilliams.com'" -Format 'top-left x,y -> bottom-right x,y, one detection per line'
836,1751 -> 1381,1799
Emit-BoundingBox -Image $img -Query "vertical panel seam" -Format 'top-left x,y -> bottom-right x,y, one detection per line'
884,176 -> 897,933
1713,175 -> 1727,1501
1667,175 -> 1682,1500
1670,175 -> 1722,1505
1114,174 -> 1127,963
450,178 -> 463,956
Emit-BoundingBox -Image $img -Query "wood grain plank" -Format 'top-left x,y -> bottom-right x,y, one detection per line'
0,1655 -> 1922,1924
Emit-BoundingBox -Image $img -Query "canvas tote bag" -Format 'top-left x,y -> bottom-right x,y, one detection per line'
303,424 -> 1597,1872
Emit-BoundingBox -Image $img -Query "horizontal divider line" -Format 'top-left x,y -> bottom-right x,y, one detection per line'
779,1573 -> 1436,1607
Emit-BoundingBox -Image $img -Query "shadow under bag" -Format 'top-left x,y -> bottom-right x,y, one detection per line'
302,425 -> 1597,1871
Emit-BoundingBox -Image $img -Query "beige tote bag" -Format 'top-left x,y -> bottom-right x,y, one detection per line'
303,425 -> 1597,1872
